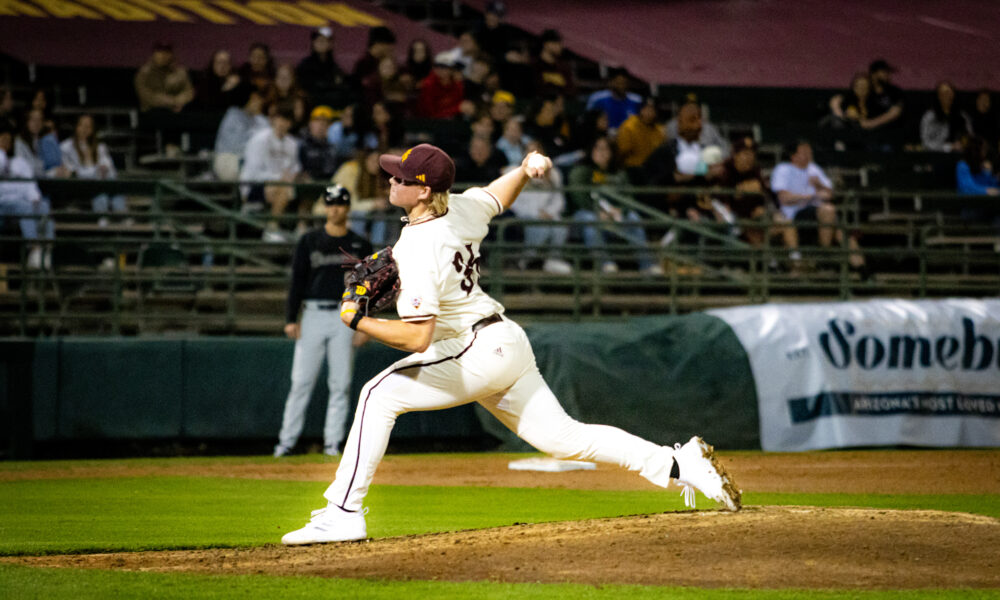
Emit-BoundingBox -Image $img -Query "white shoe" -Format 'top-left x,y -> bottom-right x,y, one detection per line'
262,229 -> 288,243
542,257 -> 572,274
323,445 -> 340,457
97,217 -> 110,228
601,261 -> 619,274
26,247 -> 43,270
273,444 -> 292,458
281,506 -> 368,545
672,436 -> 741,511
642,264 -> 665,276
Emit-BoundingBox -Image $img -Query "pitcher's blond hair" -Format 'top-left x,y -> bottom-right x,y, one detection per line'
429,191 -> 450,216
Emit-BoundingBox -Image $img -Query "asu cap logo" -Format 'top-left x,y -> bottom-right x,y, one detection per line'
401,148 -> 413,163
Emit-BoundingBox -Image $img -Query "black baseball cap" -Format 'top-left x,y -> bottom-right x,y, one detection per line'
379,144 -> 456,192
322,184 -> 351,206
869,59 -> 896,74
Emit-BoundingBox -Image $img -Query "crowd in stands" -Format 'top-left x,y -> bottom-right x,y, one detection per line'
3,1 -> 1000,276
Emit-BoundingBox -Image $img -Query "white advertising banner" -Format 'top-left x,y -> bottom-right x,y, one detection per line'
709,299 -> 1000,451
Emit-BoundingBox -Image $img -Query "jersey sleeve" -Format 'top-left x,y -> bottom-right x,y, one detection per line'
394,242 -> 441,322
460,186 -> 505,221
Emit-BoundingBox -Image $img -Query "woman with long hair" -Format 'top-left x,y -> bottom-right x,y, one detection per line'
60,114 -> 128,226
921,81 -> 971,152
196,49 -> 243,111
267,64 -> 308,130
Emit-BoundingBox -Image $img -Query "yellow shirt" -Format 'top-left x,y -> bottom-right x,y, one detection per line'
616,116 -> 665,168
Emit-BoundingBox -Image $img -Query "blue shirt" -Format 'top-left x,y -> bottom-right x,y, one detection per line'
956,161 -> 999,195
586,90 -> 642,130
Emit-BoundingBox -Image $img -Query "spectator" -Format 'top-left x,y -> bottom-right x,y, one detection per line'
367,101 -> 404,150
508,140 -> 572,274
533,29 -> 575,97
575,108 -> 610,154
455,134 -> 505,183
920,81 -> 971,152
496,117 -> 531,167
213,88 -> 268,181
462,54 -> 494,106
567,136 -> 661,275
477,1 -> 514,64
488,90 -> 516,132
134,41 -> 194,112
770,140 -> 865,270
0,87 -> 14,130
0,123 -> 53,270
194,49 -> 243,111
439,30 -> 480,77
716,136 -> 796,249
416,54 -> 464,119
956,136 -> 999,196
266,64 -> 308,130
239,105 -> 301,241
665,101 -> 729,179
864,59 -> 905,147
298,105 -> 339,181
28,87 -> 56,131
351,26 -> 396,85
468,110 -> 497,143
616,97 -> 665,170
824,72 -> 874,150
970,89 -> 1000,148
586,67 -> 642,134
240,42 -> 276,94
295,27 -> 344,98
14,108 -> 67,178
329,149 -> 393,245
361,56 -> 409,107
326,104 -> 362,160
525,94 -> 572,159
60,114 -> 128,227
404,39 -> 433,83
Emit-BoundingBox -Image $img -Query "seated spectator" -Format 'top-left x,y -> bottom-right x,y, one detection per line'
404,39 -> 433,83
195,49 -> 243,112
533,29 -> 575,97
295,27 -> 344,99
824,72 -> 874,150
574,108 -> 610,155
28,87 -> 57,132
956,136 -> 999,196
298,106 -> 339,181
716,136 -> 796,250
0,86 -> 14,130
266,64 -> 308,130
326,104 -> 362,160
239,105 -> 301,241
329,149 -> 394,245
616,97 -> 665,170
438,30 -> 481,77
586,67 -> 642,134
134,41 -> 194,113
970,89 -> 1000,148
488,90 -> 516,133
455,134 -> 505,184
240,42 -> 276,94
462,54 -> 495,106
213,88 -> 268,181
496,117 -> 531,167
351,26 -> 396,85
60,114 -> 128,227
367,101 -> 405,150
665,101 -> 729,177
525,94 -> 572,160
508,140 -> 572,274
921,81 -> 970,152
0,123 -> 53,269
14,108 -> 67,178
417,54 -> 464,119
468,111 -> 497,143
362,56 -> 411,108
770,140 -> 865,270
567,136 -> 661,275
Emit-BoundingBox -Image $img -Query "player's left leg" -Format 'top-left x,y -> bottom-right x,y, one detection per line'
322,314 -> 354,455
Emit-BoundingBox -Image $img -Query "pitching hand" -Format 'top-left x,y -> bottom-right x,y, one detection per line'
522,151 -> 552,179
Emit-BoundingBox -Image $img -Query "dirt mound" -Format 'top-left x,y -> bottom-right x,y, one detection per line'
10,506 -> 1000,589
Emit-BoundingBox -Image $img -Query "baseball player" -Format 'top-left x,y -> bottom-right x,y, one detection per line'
281,144 -> 740,544
274,185 -> 372,458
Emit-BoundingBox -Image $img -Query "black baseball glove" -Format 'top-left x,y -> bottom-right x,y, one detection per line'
342,246 -> 400,315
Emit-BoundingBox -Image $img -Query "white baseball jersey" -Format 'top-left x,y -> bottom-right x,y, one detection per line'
392,187 -> 505,342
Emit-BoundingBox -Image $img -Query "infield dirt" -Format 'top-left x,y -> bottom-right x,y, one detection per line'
4,451 -> 1000,589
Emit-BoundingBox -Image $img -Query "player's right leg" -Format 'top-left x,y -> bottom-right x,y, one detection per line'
275,306 -> 326,456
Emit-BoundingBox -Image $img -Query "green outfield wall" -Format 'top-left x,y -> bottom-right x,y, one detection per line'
1,314 -> 759,458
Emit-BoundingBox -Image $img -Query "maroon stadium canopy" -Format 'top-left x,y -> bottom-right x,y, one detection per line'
469,0 -> 1000,90
0,0 -> 456,71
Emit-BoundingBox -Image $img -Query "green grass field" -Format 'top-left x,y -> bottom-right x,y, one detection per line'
2,454 -> 999,599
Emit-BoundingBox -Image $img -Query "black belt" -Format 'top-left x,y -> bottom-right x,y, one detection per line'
472,313 -> 503,332
315,303 -> 339,311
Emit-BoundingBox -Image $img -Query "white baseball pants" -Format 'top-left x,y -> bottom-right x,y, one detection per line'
324,317 -> 671,512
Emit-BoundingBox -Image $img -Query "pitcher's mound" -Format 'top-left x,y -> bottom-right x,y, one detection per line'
12,506 -> 1000,589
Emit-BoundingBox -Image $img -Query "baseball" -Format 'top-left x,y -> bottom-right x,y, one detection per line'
527,154 -> 548,171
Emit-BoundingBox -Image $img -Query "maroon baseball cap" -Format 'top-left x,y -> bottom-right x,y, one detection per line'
379,144 -> 455,192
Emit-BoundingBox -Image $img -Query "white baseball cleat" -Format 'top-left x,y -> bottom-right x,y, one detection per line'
281,506 -> 368,545
672,436 -> 742,511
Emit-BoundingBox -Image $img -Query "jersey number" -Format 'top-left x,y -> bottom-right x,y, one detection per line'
452,243 -> 481,295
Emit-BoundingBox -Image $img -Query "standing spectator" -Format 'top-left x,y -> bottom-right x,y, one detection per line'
240,105 -> 301,241
864,59 -> 905,147
213,88 -> 268,181
0,123 -> 53,270
477,1 -> 515,64
586,67 -> 642,134
616,97 -> 665,170
509,140 -> 572,274
495,117 -> 531,167
296,27 -> 345,99
351,26 -> 396,85
330,150 -> 393,245
275,184 -> 372,458
298,106 -> 339,181
416,54 -> 465,119
134,42 -> 194,113
267,64 -> 308,130
60,114 -> 128,227
533,29 -> 575,97
970,89 -> 1000,148
770,140 -> 865,270
567,136 -> 660,275
14,108 -> 67,178
455,135 -> 505,183
404,39 -> 433,83
920,81 -> 971,152
194,49 -> 243,111
240,42 -> 276,94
